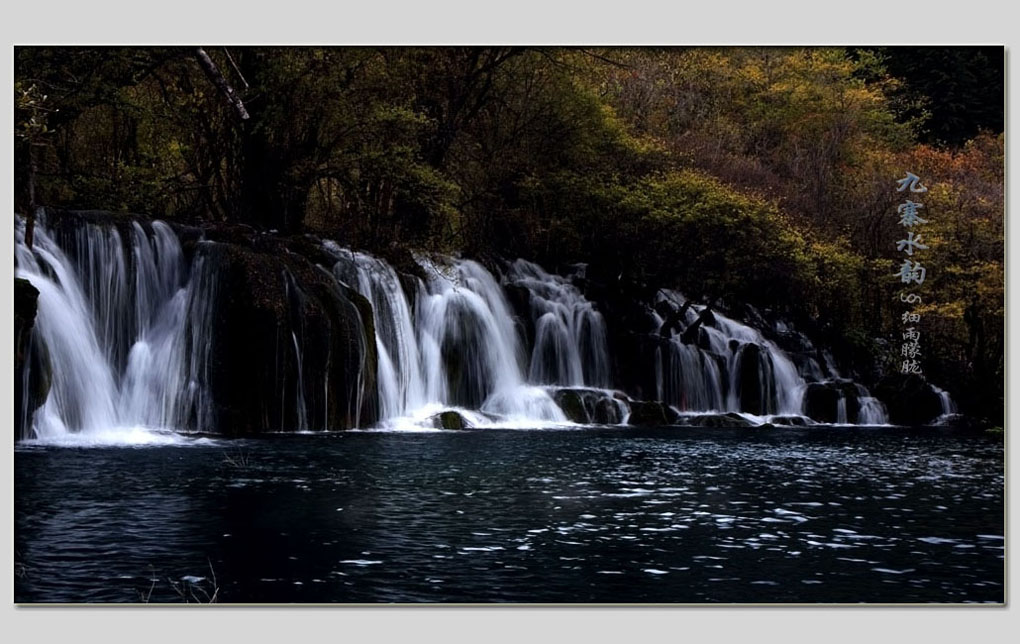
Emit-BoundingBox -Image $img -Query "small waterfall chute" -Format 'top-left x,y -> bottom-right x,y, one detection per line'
504,259 -> 611,388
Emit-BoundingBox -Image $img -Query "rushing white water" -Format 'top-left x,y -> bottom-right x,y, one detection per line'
854,383 -> 889,425
415,257 -> 567,423
15,213 -> 217,441
932,385 -> 957,415
930,384 -> 958,424
330,247 -> 427,419
504,259 -> 611,388
329,248 -> 567,427
653,290 -> 806,416
329,249 -> 894,427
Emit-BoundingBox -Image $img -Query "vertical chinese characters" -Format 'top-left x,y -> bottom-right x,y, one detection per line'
895,172 -> 928,375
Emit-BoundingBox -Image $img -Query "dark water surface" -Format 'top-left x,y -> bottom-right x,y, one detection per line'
15,426 -> 1004,603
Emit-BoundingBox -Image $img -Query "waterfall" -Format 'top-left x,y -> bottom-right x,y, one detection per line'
931,385 -> 957,420
329,249 -> 566,427
836,393 -> 848,424
329,247 -> 426,419
854,383 -> 889,425
15,213 -> 217,443
416,257 -> 566,423
503,259 -> 611,388
653,290 -> 806,416
857,397 -> 889,425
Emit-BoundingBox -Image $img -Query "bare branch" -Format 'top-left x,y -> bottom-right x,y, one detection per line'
222,47 -> 249,89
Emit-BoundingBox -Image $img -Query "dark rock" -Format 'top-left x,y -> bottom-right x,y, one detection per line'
769,415 -> 812,427
802,381 -> 860,424
676,412 -> 756,428
503,283 -> 535,349
656,300 -> 690,338
552,388 -> 628,424
934,413 -> 991,431
873,374 -> 944,426
201,240 -> 378,435
735,343 -> 775,415
376,243 -> 427,283
14,278 -> 50,438
680,307 -> 715,345
627,400 -> 679,426
593,397 -> 624,425
553,388 -> 588,423
608,332 -> 664,402
14,278 -> 38,379
812,383 -> 843,423
430,410 -> 469,430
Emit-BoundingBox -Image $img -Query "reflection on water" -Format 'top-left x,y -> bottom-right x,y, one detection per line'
15,426 -> 1003,603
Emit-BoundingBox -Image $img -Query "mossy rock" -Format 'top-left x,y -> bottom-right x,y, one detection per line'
203,240 -> 378,435
552,388 -> 627,424
553,389 -> 589,423
430,410 -> 469,430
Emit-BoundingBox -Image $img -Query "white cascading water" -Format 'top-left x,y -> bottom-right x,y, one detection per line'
329,246 -> 427,420
654,289 -> 806,416
15,213 -> 217,444
330,248 -> 894,428
419,258 -> 564,423
855,383 -> 889,425
328,246 -> 566,428
653,289 -> 892,424
931,384 -> 957,424
836,394 -> 848,424
503,259 -> 611,388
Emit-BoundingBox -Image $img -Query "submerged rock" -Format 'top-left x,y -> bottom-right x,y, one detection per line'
675,412 -> 756,428
430,410 -> 469,430
769,415 -> 812,427
552,388 -> 628,424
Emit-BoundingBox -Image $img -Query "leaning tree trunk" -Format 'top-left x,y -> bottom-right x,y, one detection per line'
194,47 -> 249,121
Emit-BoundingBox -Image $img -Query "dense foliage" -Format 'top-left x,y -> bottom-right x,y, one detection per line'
14,46 -> 1004,422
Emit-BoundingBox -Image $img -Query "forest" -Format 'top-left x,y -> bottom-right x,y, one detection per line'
14,46 -> 1004,423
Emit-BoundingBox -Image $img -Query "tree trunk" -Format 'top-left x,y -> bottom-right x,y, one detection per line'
25,143 -> 38,249
194,47 -> 250,121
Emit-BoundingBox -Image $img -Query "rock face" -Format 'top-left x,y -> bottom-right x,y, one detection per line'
198,236 -> 378,435
734,342 -> 777,416
873,374 -> 944,426
14,278 -> 50,439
